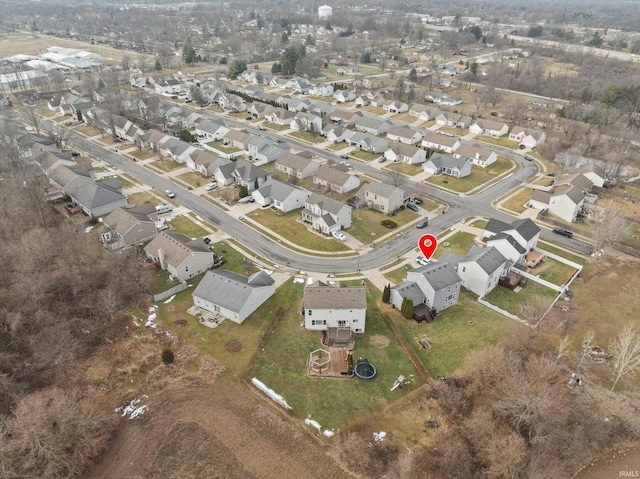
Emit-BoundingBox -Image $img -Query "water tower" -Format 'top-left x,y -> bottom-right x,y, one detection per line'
318,4 -> 333,20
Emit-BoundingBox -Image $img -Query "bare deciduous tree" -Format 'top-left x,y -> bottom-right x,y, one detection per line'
585,198 -> 626,255
609,323 -> 640,392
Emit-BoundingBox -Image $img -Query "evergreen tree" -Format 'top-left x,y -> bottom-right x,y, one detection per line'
227,59 -> 247,79
154,59 -> 162,71
382,284 -> 390,303
401,297 -> 414,319
182,43 -> 196,65
238,185 -> 249,198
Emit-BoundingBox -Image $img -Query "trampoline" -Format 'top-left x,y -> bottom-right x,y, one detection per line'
354,359 -> 377,379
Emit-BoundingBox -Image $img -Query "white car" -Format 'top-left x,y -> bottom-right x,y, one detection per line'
205,182 -> 217,191
416,255 -> 430,266
332,231 -> 346,241
164,189 -> 176,198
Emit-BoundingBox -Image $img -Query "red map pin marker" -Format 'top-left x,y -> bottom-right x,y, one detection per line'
419,234 -> 438,260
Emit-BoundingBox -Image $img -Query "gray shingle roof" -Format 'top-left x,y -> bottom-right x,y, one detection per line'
390,281 -> 426,303
461,246 -> 508,275
304,282 -> 366,309
411,262 -> 462,291
193,270 -> 274,314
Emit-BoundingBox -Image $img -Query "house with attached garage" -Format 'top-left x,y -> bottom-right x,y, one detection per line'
528,173 -> 594,223
454,246 -> 510,297
158,137 -> 198,164
265,107 -> 295,126
469,119 -> 509,137
99,203 -> 159,251
251,179 -> 310,213
222,129 -> 252,150
483,218 -> 541,263
212,159 -> 236,186
193,270 -> 276,324
247,102 -> 275,119
358,182 -> 410,214
144,231 -> 216,281
275,152 -> 320,179
329,108 -> 363,126
354,116 -> 393,136
386,125 -> 422,145
301,193 -> 352,234
383,100 -> 409,113
390,262 -> 462,320
409,103 -> 442,121
195,119 -> 229,142
290,111 -> 323,133
152,76 -> 182,96
453,141 -> 498,168
322,124 -> 351,143
347,132 -> 389,153
303,281 -> 367,333
421,130 -> 461,154
435,111 -> 472,129
231,160 -> 271,192
313,165 -> 360,194
185,150 -> 220,175
509,126 -> 546,148
333,89 -> 356,103
567,161 -> 606,188
284,77 -> 311,94
423,152 -> 471,178
218,93 -> 246,112
309,82 -> 334,97
384,143 -> 427,164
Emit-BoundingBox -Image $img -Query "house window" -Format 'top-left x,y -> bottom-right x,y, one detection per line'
446,294 -> 454,301
308,310 -> 312,316
338,320 -> 347,327
462,266 -> 466,272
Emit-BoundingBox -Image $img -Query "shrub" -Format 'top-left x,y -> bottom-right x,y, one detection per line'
381,219 -> 397,229
161,348 -> 175,365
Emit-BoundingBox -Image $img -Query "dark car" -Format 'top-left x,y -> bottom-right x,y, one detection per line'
416,219 -> 429,229
524,156 -> 534,162
553,228 -> 573,238
406,203 -> 419,212
546,172 -> 557,177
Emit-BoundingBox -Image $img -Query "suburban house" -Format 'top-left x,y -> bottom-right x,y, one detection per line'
277,95 -> 310,112
354,116 -> 393,135
469,119 -> 509,137
425,91 -> 463,106
212,160 -> 237,186
313,165 -> 360,194
232,160 -> 271,192
189,151 -> 227,177
453,141 -> 498,168
384,143 -> 427,164
421,130 -> 461,153
307,99 -> 333,117
47,164 -> 128,217
275,152 -> 320,179
528,173 -> 594,223
265,107 -> 295,125
290,112 -> 323,133
386,125 -> 422,144
251,179 -> 310,213
144,231 -> 215,281
358,182 -> 409,214
568,162 -> 606,188
158,138 -> 198,163
322,124 -> 352,143
409,103 -> 442,121
192,270 -> 276,324
456,246 -> 510,297
153,77 -> 181,96
509,126 -> 546,148
435,111 -> 472,129
284,77 -> 311,94
247,102 -> 275,119
333,89 -> 356,103
99,204 -> 159,251
329,108 -> 362,125
423,152 -> 472,178
246,136 -> 287,165
336,65 -> 358,75
383,101 -> 409,113
303,281 -> 367,333
309,83 -> 334,97
347,132 -> 389,153
301,193 -> 352,234
483,218 -> 541,263
195,119 -> 229,142
222,129 -> 252,150
218,93 -> 246,112
390,262 -> 462,319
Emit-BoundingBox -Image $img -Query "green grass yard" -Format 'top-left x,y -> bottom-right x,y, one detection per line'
168,215 -> 209,238
349,208 -> 419,244
149,159 -> 184,173
425,156 -> 514,193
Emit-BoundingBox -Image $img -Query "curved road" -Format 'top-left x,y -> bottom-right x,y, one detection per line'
42,116 -> 592,273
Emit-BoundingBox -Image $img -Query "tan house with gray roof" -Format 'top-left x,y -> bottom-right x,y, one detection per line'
303,281 -> 367,333
312,165 -> 360,194
358,182 -> 410,214
275,152 -> 320,179
144,231 -> 216,281
100,204 -> 159,250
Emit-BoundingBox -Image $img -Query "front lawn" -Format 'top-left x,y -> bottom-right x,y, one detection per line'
149,158 -> 184,172
249,208 -> 351,253
437,126 -> 466,136
390,291 -> 520,377
287,131 -> 325,144
130,149 -> 156,161
75,124 -> 100,136
327,142 -> 350,151
203,140 -> 242,154
433,231 -> 477,259
501,187 -> 532,214
97,174 -> 134,189
425,156 -> 514,193
126,192 -> 156,207
249,281 -> 423,430
177,171 -> 209,188
349,208 -> 419,245
391,113 -> 417,123
477,135 -> 520,149
384,162 -> 422,177
168,215 -> 210,238
350,150 -> 384,162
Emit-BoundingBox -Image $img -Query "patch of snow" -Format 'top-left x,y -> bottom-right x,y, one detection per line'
145,305 -> 158,328
293,277 -> 305,284
306,277 -> 314,285
115,394 -> 149,420
251,377 -> 292,410
163,294 -> 176,304
323,429 -> 335,437
84,226 -> 94,233
305,417 -> 322,431
262,269 -> 273,275
373,431 -> 387,442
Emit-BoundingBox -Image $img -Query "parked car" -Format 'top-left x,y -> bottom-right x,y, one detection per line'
332,231 -> 346,241
546,172 -> 557,177
155,203 -> 174,214
205,182 -> 217,191
413,198 -> 423,205
340,160 -> 351,168
406,202 -> 419,212
416,219 -> 429,229
185,99 -> 193,103
340,154 -> 349,160
553,228 -> 573,238
416,255 -> 430,266
238,196 -> 255,204
164,190 -> 176,198
377,156 -> 386,163
524,156 -> 534,162
245,116 -> 253,120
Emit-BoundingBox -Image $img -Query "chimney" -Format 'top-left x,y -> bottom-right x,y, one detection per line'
158,249 -> 167,270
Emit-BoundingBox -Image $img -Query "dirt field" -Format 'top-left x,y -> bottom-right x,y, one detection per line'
576,445 -> 640,479
87,377 -> 351,479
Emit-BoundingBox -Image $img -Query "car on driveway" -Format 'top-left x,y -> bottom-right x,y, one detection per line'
553,228 -> 573,238
416,219 -> 429,229
164,190 -> 176,198
332,231 -> 346,241
406,202 -> 419,212
416,255 -> 430,266
205,182 -> 217,191
377,156 -> 386,163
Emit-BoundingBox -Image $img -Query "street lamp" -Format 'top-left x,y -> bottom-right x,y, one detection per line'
354,258 -> 360,274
